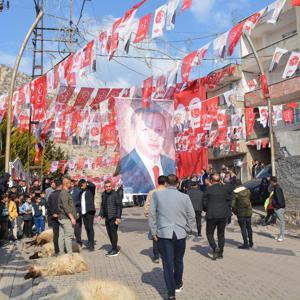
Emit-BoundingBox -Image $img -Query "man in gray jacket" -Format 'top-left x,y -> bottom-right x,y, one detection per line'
58,177 -> 77,254
149,174 -> 195,300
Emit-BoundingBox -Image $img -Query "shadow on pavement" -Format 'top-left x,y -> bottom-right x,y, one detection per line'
190,245 -> 212,259
98,244 -> 111,252
141,267 -> 167,299
118,218 -> 149,233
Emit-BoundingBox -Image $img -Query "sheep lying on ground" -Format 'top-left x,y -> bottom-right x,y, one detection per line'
25,229 -> 53,247
29,241 -> 81,259
40,280 -> 139,300
24,253 -> 88,279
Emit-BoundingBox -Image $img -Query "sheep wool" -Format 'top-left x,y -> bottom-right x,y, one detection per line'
40,280 -> 139,300
24,254 -> 88,279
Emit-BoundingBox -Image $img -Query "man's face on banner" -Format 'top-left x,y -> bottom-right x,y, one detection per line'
134,111 -> 166,159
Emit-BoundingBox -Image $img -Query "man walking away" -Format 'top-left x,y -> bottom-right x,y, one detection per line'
47,179 -> 62,255
58,177 -> 76,254
149,174 -> 195,300
203,173 -> 232,260
79,179 -> 96,251
144,175 -> 166,263
70,180 -> 82,246
270,176 -> 286,242
232,185 -> 253,249
97,180 -> 122,257
187,181 -> 203,237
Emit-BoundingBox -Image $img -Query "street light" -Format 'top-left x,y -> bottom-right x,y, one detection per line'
243,33 -> 276,176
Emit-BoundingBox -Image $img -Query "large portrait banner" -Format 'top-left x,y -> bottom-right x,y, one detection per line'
116,98 -> 176,194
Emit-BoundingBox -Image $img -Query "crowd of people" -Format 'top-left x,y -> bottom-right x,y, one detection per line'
0,165 -> 286,300
0,174 -> 123,257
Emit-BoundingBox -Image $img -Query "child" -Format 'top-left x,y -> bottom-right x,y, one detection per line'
15,194 -> 24,239
32,196 -> 45,235
0,194 -> 9,245
20,196 -> 33,238
8,194 -> 18,241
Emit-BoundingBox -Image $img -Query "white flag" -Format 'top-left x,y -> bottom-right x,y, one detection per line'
193,43 -> 210,66
260,0 -> 286,24
213,31 -> 229,62
152,4 -> 167,39
166,0 -> 180,31
269,47 -> 288,72
282,52 -> 300,79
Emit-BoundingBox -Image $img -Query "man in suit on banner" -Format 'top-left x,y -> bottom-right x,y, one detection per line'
120,107 -> 175,194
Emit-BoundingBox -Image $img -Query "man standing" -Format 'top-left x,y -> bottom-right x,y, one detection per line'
187,181 -> 203,237
270,176 -> 286,242
97,180 -> 122,257
57,177 -> 76,254
232,185 -> 253,249
47,179 -> 62,255
144,175 -> 166,263
45,180 -> 56,201
149,174 -> 195,300
70,180 -> 82,246
203,173 -> 232,260
78,179 -> 96,251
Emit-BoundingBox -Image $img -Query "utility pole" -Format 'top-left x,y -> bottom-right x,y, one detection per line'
69,0 -> 73,52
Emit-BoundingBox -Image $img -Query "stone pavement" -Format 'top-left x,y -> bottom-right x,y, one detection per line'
0,207 -> 300,300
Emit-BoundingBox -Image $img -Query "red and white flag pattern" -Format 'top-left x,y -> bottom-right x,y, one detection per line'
282,52 -> 300,79
180,0 -> 192,13
152,4 -> 167,39
134,13 -> 152,43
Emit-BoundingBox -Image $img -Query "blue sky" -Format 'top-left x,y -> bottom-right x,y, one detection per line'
0,0 -> 276,86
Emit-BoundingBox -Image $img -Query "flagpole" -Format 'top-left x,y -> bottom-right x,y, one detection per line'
243,33 -> 276,176
5,9 -> 44,173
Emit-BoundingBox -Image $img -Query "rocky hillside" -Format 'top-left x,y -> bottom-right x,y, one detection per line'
0,64 -> 31,95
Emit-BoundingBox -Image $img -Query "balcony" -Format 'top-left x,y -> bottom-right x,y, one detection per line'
244,74 -> 300,107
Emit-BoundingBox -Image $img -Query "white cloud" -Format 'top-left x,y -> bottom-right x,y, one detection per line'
0,51 -> 32,75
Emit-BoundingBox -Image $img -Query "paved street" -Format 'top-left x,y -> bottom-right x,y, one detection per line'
0,207 -> 300,300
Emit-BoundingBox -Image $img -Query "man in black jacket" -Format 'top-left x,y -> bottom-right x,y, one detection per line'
270,176 -> 286,242
71,180 -> 83,246
78,179 -> 96,251
97,180 -> 122,257
47,179 -> 62,255
187,181 -> 203,237
203,173 -> 232,260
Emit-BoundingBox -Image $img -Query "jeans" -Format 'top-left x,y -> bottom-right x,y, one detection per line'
237,217 -> 253,246
158,233 -> 186,298
23,220 -> 32,237
51,218 -> 60,254
105,219 -> 119,251
82,212 -> 95,247
275,208 -> 285,238
58,218 -> 74,254
0,220 -> 8,240
33,216 -> 45,234
195,211 -> 202,235
74,214 -> 82,245
206,218 -> 227,252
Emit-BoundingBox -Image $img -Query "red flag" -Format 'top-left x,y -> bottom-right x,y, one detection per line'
99,31 -> 108,54
217,110 -> 228,129
134,13 -> 152,43
181,51 -> 197,82
228,21 -> 245,56
260,73 -> 270,99
56,86 -> 75,104
73,88 -> 93,110
81,40 -> 94,69
101,123 -> 118,146
245,108 -> 256,137
30,75 -> 47,109
283,109 -> 294,123
108,32 -> 119,61
203,96 -> 218,117
142,76 -> 153,108
34,144 -> 42,164
180,0 -> 192,13
53,64 -> 60,89
90,88 -> 110,109
292,0 -> 300,6
287,102 -> 297,109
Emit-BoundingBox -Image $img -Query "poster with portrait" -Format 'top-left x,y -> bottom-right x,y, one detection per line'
115,98 -> 175,194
